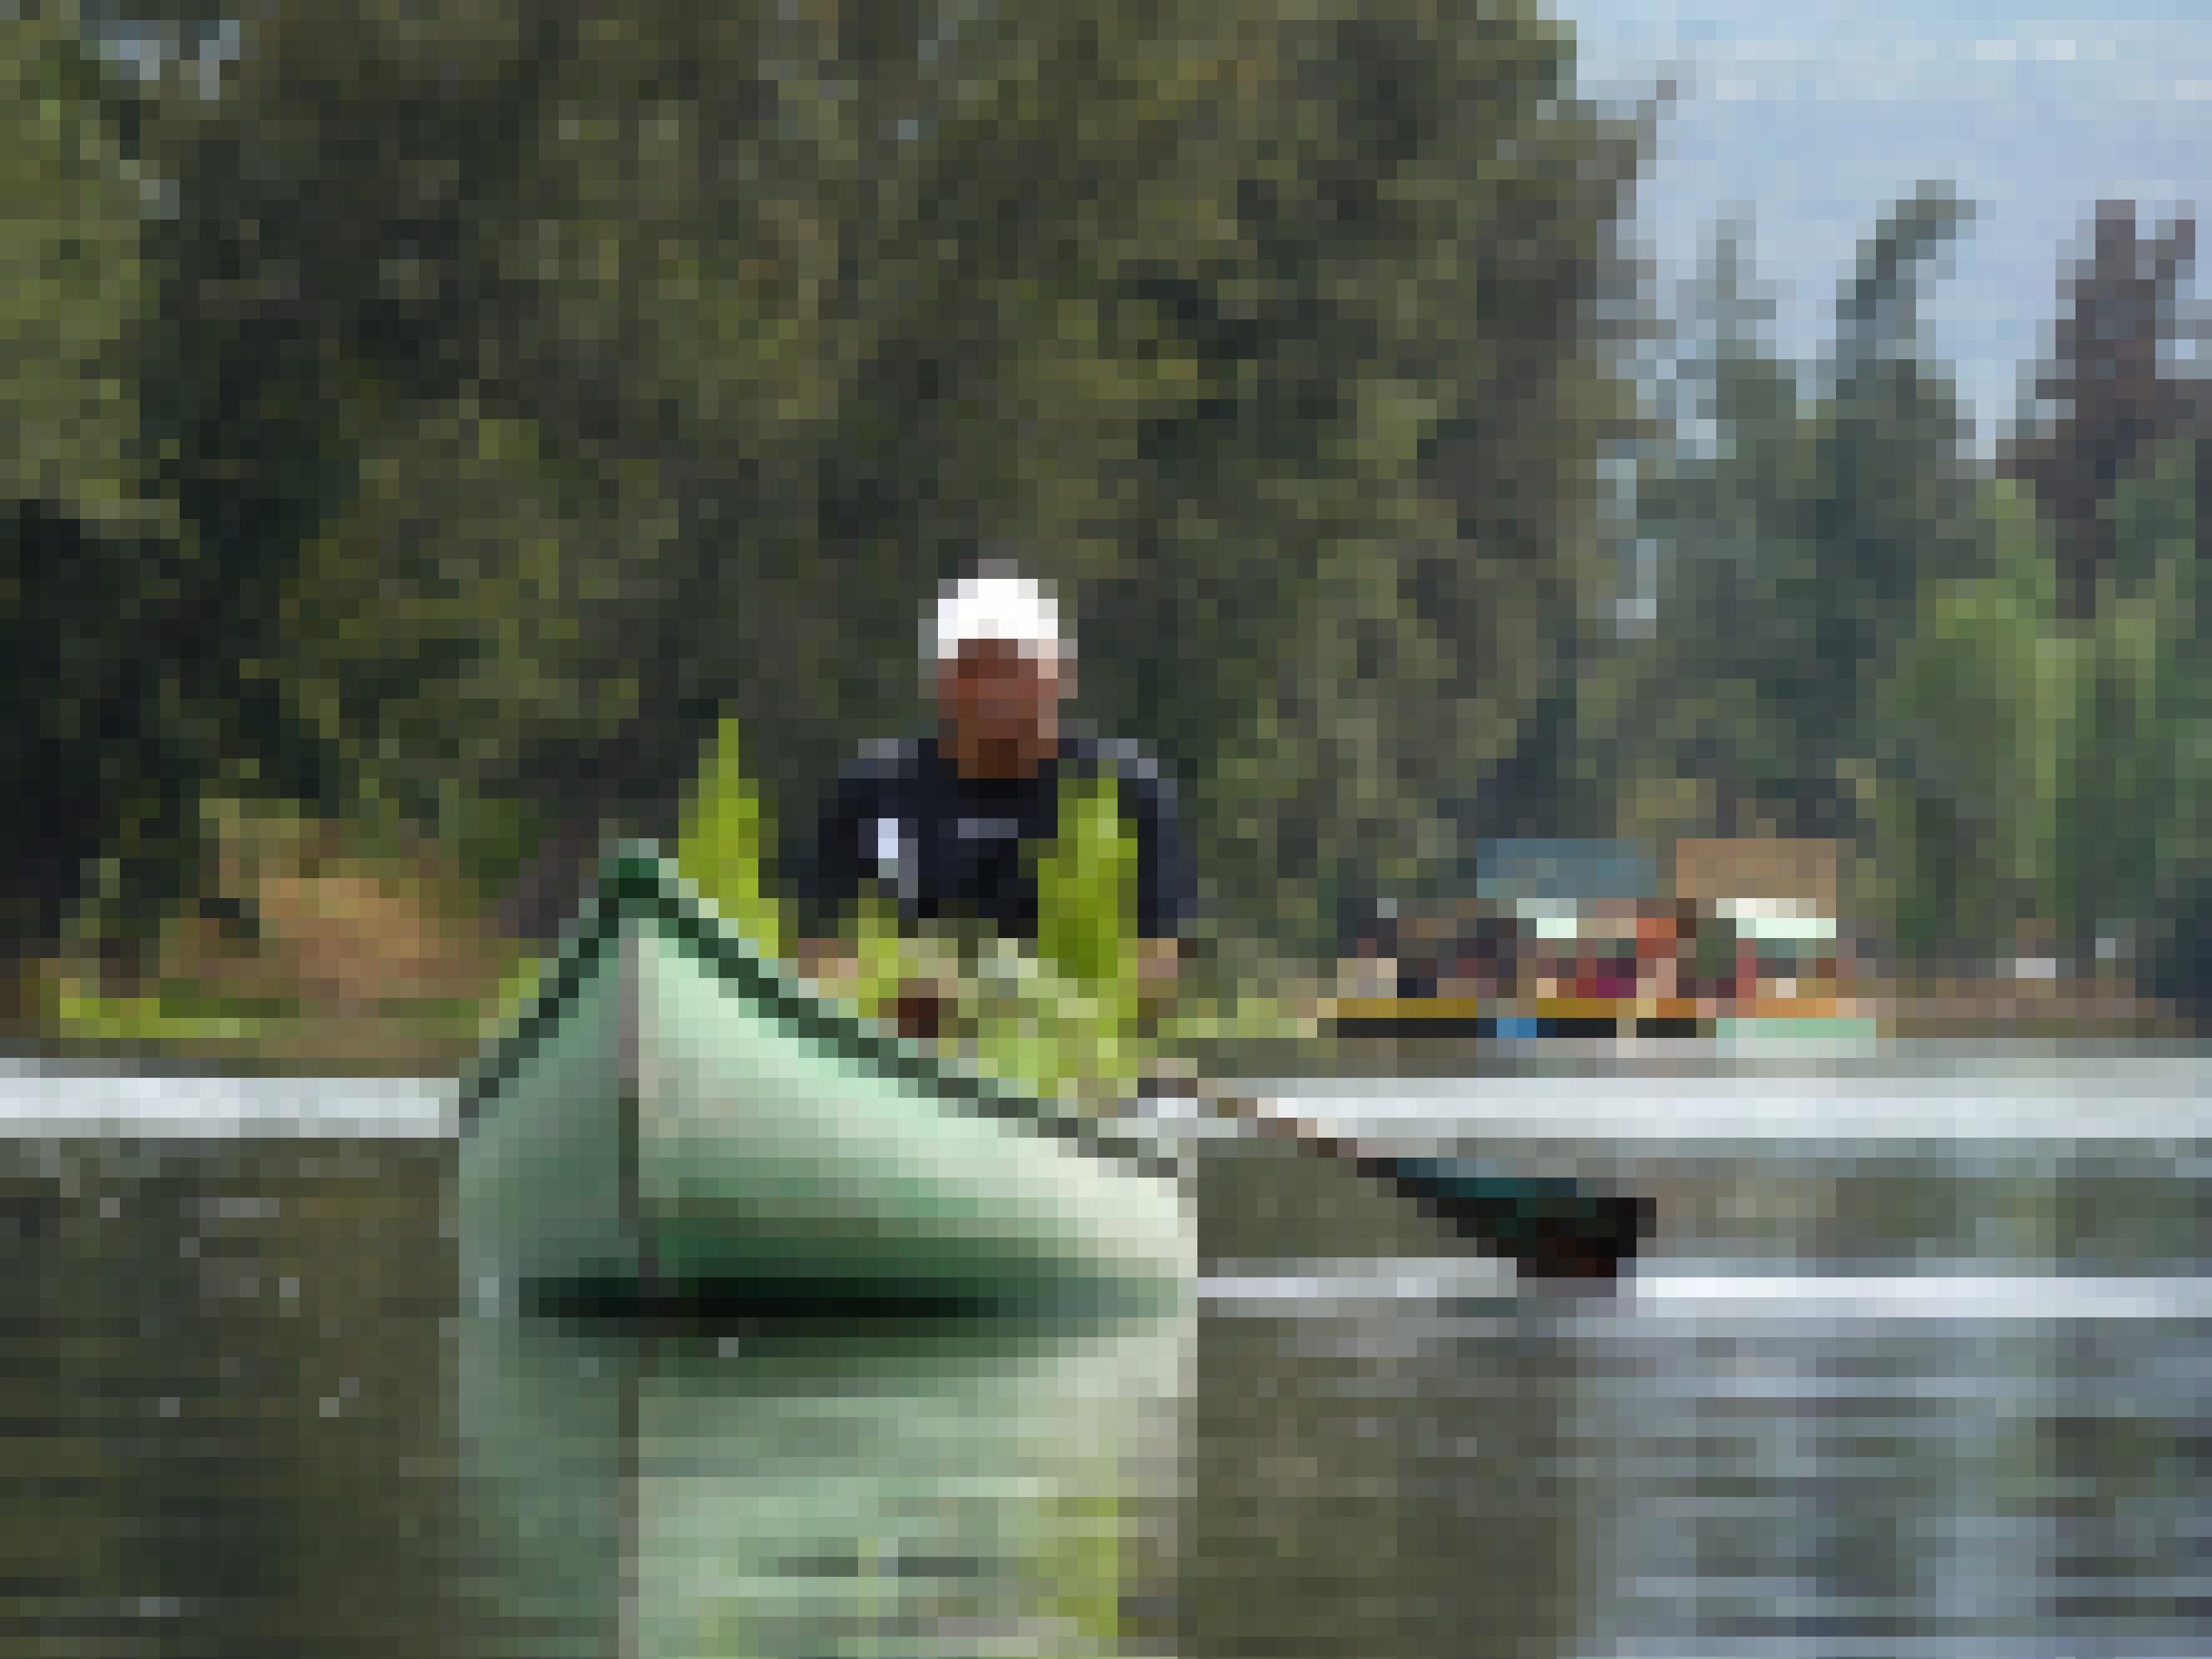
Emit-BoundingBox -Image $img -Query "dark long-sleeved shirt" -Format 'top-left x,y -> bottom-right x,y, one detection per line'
785,728 -> 1193,944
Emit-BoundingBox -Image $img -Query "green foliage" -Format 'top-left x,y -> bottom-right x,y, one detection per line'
828,774 -> 1154,1110
88,2 -> 2212,1024
6,0 -> 1644,995
673,715 -> 788,965
1035,772 -> 1138,1007
279,399 -> 650,846
959,942 -> 1150,1111
1606,190 -> 2007,953
842,892 -> 918,1033
1609,189 -> 2208,976
829,907 -> 1150,1111
970,770 -> 1150,1103
0,2 -> 162,534
1846,201 -> 2212,972
42,970 -> 270,1051
1868,448 -> 2212,964
0,5 -> 217,984
1026,1487 -> 1126,1653
487,948 -> 551,1031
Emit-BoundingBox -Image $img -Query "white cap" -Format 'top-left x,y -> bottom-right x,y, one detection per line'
928,570 -> 1069,667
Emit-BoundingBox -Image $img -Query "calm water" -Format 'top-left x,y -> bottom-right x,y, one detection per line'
1,1053 -> 2205,1658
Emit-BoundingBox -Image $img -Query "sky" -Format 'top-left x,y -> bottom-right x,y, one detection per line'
1558,0 -> 2212,449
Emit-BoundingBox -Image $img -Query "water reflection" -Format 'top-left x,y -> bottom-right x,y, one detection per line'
1186,1282 -> 1589,1659
1190,1263 -> 2210,1659
0,1132 -> 463,1659
6,1059 -> 2208,1659
454,1303 -> 1192,1659
1564,1270 -> 2212,1659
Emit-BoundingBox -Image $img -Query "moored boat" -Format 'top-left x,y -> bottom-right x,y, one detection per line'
453,845 -> 1191,1315
1327,992 -> 1876,1043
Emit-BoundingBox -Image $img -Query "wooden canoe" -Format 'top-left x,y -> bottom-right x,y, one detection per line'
453,845 -> 1191,1315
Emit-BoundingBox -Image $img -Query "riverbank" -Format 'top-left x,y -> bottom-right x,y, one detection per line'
5,942 -> 2194,1083
10,977 -> 486,1076
1858,968 -> 2189,1039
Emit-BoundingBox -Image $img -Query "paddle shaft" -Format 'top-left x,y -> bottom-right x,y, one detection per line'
880,990 -> 1652,1281
1200,1091 -> 1652,1284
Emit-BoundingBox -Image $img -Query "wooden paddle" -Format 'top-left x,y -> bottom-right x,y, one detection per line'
880,983 -> 1652,1285
1197,1089 -> 1655,1286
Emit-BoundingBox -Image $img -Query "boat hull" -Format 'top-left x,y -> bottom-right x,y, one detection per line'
455,849 -> 1191,1313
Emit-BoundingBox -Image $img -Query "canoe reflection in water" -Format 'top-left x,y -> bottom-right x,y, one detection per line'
452,1301 -> 1193,1659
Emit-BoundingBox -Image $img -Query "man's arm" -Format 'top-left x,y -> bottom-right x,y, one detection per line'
1112,746 -> 1194,990
785,758 -> 883,987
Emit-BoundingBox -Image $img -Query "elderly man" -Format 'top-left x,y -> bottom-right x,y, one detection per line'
788,569 -> 1192,1024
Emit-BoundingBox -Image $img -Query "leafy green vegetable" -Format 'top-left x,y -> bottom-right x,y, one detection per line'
674,715 -> 789,965
668,727 -> 1166,1106
1035,770 -> 1138,1000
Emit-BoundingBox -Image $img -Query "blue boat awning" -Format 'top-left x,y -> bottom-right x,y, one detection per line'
1470,839 -> 1659,906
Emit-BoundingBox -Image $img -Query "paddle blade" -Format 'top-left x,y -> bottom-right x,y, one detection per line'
1363,1157 -> 1656,1284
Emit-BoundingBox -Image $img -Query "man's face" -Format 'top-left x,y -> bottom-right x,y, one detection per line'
936,637 -> 1063,776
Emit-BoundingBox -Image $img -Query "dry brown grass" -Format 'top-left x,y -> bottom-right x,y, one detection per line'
159,814 -> 501,1017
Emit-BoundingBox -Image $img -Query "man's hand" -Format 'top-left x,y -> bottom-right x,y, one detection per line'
1136,936 -> 1181,1002
797,935 -> 950,1040
795,936 -> 858,995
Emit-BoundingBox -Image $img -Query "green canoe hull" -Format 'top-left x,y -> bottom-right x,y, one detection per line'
454,848 -> 1191,1313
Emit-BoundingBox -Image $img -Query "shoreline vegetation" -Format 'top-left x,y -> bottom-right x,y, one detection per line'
10,950 -> 2188,1082
6,762 -> 2194,1085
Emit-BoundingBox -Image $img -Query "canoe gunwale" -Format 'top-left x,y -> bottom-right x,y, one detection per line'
457,842 -> 1185,1185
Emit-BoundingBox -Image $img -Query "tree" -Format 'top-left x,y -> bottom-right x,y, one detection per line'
1616,189 -> 1992,872
1866,477 -> 2062,964
1814,184 -> 1989,817
1605,219 -> 1828,842
1871,425 -> 2212,974
900,0 -> 1645,954
2080,434 -> 2212,993
119,0 -> 1643,977
0,2 -> 201,1000
2003,200 -> 2198,621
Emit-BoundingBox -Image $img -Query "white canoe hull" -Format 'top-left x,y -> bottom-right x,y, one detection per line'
454,849 -> 1191,1312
